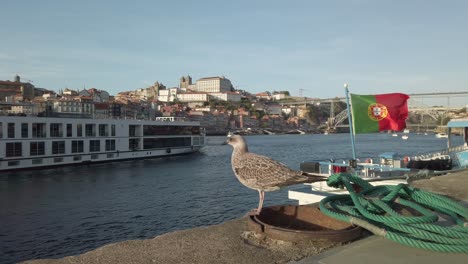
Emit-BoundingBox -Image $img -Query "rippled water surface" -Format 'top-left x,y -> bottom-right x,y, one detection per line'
0,133 -> 461,263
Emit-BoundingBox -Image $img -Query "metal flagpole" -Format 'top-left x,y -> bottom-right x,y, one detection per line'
344,84 -> 357,160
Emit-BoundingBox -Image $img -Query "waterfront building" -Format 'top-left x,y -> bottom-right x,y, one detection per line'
0,101 -> 38,116
264,104 -> 282,115
94,103 -> 110,119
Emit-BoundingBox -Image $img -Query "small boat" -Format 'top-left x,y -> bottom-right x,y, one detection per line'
401,135 -> 409,140
410,118 -> 468,169
403,129 -> 410,134
286,129 -> 305,135
291,152 -> 411,204
392,133 -> 398,137
435,133 -> 448,138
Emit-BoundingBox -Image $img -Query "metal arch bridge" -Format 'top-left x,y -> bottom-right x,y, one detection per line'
280,92 -> 468,129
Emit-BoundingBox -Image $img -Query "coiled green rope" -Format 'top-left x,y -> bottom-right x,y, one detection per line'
319,173 -> 468,253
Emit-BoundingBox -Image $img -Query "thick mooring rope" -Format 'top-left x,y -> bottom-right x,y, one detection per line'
319,173 -> 468,253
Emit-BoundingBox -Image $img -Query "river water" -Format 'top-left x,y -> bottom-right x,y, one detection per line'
0,133 -> 461,263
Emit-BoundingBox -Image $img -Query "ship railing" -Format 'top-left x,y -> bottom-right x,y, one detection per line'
155,117 -> 187,122
412,144 -> 468,160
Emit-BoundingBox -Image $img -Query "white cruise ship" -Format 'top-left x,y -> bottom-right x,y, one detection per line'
0,116 -> 205,172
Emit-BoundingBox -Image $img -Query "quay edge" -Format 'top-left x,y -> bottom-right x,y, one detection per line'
21,170 -> 468,264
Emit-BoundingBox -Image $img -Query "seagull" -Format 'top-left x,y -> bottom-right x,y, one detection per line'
226,135 -> 326,215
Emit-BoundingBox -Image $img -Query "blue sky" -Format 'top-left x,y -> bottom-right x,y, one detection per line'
1,0 -> 467,104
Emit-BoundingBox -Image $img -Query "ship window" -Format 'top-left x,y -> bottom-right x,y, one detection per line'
143,137 -> 191,149
8,123 -> 15,138
143,125 -> 195,136
21,123 -> 29,138
105,139 -> 116,151
8,161 -> 20,166
50,123 -> 63,137
30,142 -> 45,156
77,124 -> 83,137
99,124 -> 108,137
72,140 -> 84,153
73,156 -> 81,161
86,124 -> 96,137
32,123 -> 46,138
54,157 -> 63,163
111,124 -> 116,136
107,153 -> 114,158
67,124 -> 72,137
129,138 -> 139,150
32,159 -> 43,164
129,125 -> 137,137
6,142 -> 22,157
90,140 -> 100,152
52,141 -> 66,154
91,154 -> 99,159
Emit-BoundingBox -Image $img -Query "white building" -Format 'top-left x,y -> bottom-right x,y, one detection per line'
8,103 -> 38,115
273,93 -> 287,100
177,92 -> 209,103
209,92 -> 241,102
195,76 -> 232,93
52,97 -> 94,116
256,92 -> 272,100
158,88 -> 180,102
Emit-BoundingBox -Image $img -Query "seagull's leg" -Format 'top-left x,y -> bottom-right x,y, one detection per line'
257,190 -> 265,214
247,190 -> 264,216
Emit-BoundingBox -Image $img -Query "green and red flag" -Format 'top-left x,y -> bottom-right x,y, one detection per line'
350,93 -> 409,134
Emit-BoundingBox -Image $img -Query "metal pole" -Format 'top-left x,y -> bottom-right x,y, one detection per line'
344,84 -> 356,160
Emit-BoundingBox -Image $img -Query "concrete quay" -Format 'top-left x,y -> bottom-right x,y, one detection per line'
23,171 -> 468,264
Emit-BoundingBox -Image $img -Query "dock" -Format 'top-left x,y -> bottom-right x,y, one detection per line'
22,171 -> 468,264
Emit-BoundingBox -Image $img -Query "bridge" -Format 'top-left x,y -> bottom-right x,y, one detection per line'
280,92 -> 468,131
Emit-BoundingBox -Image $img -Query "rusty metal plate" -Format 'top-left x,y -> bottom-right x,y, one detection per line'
247,205 -> 363,243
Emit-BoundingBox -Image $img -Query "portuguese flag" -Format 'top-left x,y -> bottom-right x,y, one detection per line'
350,93 -> 409,134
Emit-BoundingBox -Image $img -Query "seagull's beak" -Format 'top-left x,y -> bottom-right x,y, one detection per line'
222,135 -> 232,145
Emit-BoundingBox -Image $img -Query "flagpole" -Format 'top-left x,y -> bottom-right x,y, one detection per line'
344,83 -> 357,160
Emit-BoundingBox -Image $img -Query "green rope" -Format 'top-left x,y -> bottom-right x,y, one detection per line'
319,173 -> 468,253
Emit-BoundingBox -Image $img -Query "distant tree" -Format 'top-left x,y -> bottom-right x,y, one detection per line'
307,104 -> 321,125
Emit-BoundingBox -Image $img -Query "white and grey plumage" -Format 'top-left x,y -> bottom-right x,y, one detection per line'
226,135 -> 325,215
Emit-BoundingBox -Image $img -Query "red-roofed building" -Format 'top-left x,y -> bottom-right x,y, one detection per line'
0,75 -> 35,101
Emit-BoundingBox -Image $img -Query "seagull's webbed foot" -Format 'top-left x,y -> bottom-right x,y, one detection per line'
245,208 -> 261,216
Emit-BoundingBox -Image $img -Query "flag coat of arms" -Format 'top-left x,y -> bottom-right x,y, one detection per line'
350,93 -> 409,134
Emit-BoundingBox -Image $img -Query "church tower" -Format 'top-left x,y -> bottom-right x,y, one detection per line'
179,75 -> 192,89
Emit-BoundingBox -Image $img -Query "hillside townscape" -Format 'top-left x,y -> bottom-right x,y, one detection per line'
1,74 -> 466,135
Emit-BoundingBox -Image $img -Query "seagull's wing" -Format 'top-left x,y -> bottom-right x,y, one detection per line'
234,152 -> 308,189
